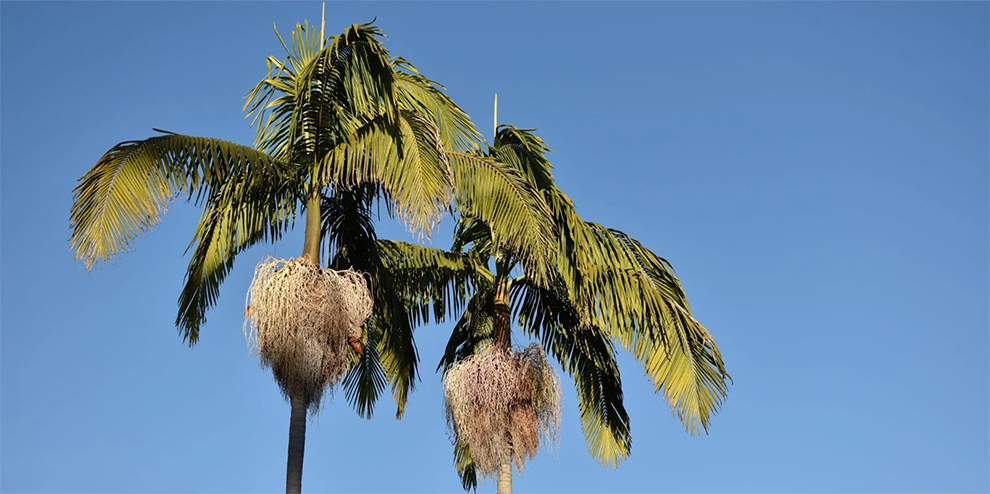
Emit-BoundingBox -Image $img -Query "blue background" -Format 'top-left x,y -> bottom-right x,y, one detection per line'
2,2 -> 987,493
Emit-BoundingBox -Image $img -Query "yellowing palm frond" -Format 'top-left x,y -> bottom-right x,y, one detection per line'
449,151 -> 556,285
70,133 -> 287,269
393,61 -> 484,153
569,224 -> 730,434
319,110 -> 453,237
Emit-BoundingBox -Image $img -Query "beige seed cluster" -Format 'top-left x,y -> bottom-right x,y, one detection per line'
244,256 -> 373,411
443,344 -> 562,478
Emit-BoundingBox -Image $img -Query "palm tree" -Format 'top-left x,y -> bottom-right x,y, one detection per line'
69,13 -> 554,493
375,125 -> 731,493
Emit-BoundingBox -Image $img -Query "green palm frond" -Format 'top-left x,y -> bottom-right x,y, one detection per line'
453,437 -> 479,492
438,289 -> 495,372
393,60 -> 484,153
568,224 -> 729,434
367,240 -> 489,418
642,312 -> 728,435
376,295 -> 419,419
451,217 -> 494,260
492,124 -> 729,434
342,312 -> 388,418
377,240 -> 481,326
512,279 -> 631,467
493,124 -> 555,190
319,110 -> 453,236
321,187 -> 421,419
609,228 -> 691,308
177,160 -> 302,343
449,151 -> 555,285
70,133 -> 287,269
245,20 -> 397,162
606,228 -> 728,434
322,185 -> 387,415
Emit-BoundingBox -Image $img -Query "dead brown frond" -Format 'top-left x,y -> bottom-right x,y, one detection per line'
442,343 -> 562,478
244,256 -> 373,412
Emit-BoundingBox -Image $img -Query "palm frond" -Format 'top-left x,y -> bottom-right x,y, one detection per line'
451,217 -> 494,260
177,160 -> 301,343
322,187 -> 422,419
377,240 -> 480,327
342,312 -> 388,418
569,224 -> 729,434
493,124 -> 555,190
393,59 -> 484,153
438,289 -> 495,372
449,151 -> 555,285
319,110 -> 453,236
453,437 -> 479,492
512,279 -> 631,467
642,313 -> 728,435
70,133 -> 286,269
246,20 -> 397,162
376,296 -> 419,419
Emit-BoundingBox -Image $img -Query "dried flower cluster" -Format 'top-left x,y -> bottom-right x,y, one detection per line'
443,344 -> 562,478
245,256 -> 373,411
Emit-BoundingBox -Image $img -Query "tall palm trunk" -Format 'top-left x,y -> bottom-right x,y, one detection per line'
493,280 -> 513,493
285,394 -> 308,494
496,461 -> 512,494
493,280 -> 512,353
285,194 -> 322,494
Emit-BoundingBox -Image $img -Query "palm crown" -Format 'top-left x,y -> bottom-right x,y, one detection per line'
376,125 -> 730,490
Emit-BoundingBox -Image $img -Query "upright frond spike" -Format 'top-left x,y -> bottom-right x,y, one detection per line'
320,3 -> 326,48
493,93 -> 498,143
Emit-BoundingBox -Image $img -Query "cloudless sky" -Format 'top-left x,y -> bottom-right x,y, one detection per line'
2,2 -> 987,493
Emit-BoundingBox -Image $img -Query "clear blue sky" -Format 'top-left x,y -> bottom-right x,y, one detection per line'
2,2 -> 987,493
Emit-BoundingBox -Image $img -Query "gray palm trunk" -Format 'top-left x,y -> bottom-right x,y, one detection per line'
286,395 -> 308,494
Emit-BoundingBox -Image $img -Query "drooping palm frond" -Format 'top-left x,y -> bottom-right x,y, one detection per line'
488,125 -> 729,434
393,59 -> 484,153
349,238 -> 482,418
438,289 -> 495,373
566,223 -> 729,434
322,186 -> 421,419
342,311 -> 387,418
451,217 -> 494,261
322,186 -> 388,418
512,279 -> 631,467
492,124 -> 555,191
377,240 -> 482,326
177,158 -> 303,343
70,133 -> 287,269
375,294 -> 419,419
318,110 -> 453,236
449,151 -> 555,285
452,437 -> 479,492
